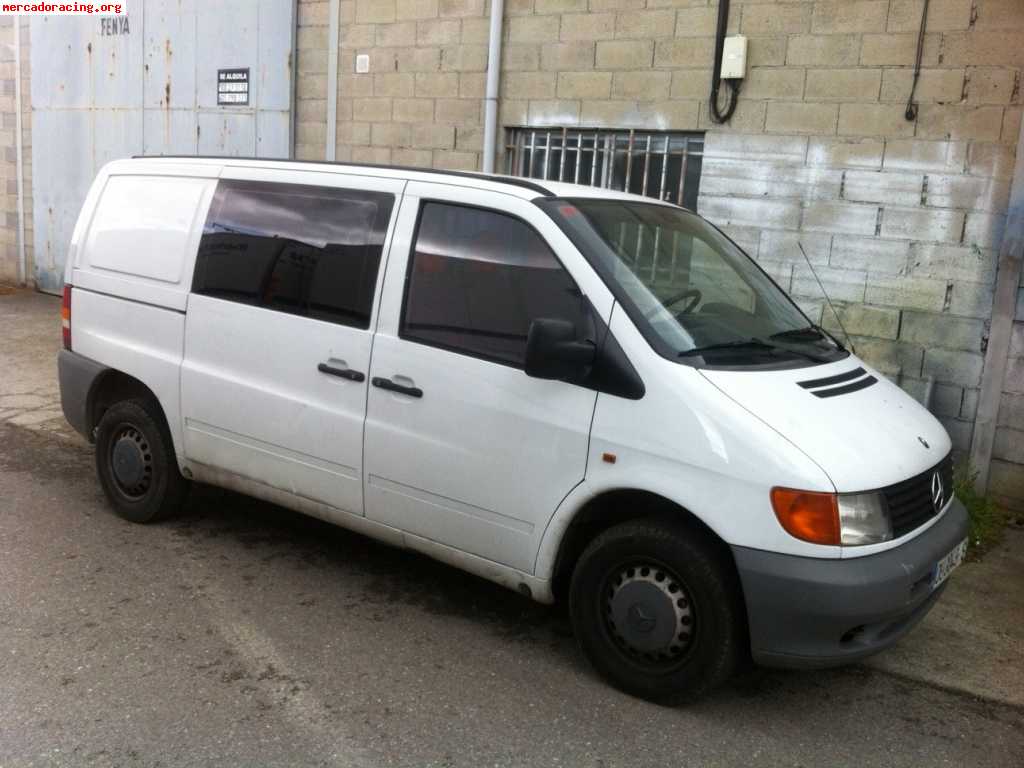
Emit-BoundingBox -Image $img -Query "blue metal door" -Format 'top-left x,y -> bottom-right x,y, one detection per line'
30,0 -> 294,293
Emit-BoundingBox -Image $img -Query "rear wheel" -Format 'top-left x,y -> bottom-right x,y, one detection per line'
569,520 -> 742,705
95,399 -> 189,523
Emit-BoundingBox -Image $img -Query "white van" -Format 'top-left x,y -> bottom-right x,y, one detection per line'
58,157 -> 968,704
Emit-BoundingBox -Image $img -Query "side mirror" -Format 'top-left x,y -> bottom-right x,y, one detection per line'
524,318 -> 595,381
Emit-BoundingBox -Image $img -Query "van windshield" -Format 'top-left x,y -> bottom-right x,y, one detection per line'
542,198 -> 848,367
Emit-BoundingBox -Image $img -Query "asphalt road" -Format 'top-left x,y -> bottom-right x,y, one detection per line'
1,422 -> 1022,768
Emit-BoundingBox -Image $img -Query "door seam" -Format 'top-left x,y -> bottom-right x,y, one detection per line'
362,180 -> 410,521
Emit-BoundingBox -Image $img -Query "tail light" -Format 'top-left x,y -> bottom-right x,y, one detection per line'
61,284 -> 72,350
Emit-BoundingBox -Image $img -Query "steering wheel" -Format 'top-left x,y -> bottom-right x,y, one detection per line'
648,288 -> 702,318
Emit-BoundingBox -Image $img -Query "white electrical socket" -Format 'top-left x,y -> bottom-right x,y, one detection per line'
355,54 -> 370,74
720,35 -> 747,79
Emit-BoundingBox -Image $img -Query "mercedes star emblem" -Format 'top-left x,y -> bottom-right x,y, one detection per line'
931,471 -> 944,512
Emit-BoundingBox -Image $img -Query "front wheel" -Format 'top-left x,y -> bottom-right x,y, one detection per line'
95,399 -> 189,523
569,520 -> 743,705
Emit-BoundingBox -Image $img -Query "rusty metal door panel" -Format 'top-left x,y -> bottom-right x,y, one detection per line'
143,110 -> 199,155
143,0 -> 197,110
196,0 -> 258,110
91,18 -> 143,108
256,111 -> 290,159
256,0 -> 294,111
31,110 -> 94,295
197,112 -> 256,156
30,1 -> 295,294
30,16 -> 91,109
93,109 -> 145,168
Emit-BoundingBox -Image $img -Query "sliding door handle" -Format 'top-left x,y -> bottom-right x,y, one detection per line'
318,363 -> 365,382
372,377 -> 423,398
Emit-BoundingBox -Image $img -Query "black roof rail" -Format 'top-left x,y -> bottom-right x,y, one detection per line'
129,155 -> 555,197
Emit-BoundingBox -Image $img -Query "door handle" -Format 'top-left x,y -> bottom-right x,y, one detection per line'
372,376 -> 423,398
318,362 -> 365,382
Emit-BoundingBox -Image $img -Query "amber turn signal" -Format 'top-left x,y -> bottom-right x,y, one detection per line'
770,488 -> 840,546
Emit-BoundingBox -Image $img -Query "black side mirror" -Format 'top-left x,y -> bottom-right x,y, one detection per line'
524,318 -> 595,381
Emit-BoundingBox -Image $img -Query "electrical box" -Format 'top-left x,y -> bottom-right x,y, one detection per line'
355,54 -> 370,74
720,35 -> 747,80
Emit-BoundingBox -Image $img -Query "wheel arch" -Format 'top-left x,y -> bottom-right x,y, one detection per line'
544,487 -> 744,610
88,369 -> 168,441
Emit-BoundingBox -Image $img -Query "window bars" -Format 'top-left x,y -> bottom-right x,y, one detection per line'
504,128 -> 704,210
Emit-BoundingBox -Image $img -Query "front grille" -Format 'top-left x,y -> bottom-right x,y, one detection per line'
881,454 -> 954,539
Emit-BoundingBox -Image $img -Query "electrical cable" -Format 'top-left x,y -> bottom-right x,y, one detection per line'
708,0 -> 739,124
905,0 -> 931,121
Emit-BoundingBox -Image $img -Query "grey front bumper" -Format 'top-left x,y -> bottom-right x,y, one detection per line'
733,499 -> 969,669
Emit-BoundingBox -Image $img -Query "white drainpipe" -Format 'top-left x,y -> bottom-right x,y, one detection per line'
13,16 -> 26,286
325,0 -> 340,161
481,0 -> 504,174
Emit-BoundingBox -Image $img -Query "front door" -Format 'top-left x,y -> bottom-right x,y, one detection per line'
181,169 -> 403,517
363,184 -> 613,573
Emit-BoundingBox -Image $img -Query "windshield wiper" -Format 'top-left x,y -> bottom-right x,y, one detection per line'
679,337 -> 831,363
771,325 -> 846,351
771,325 -> 824,340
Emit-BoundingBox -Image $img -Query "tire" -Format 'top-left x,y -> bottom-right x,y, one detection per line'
95,399 -> 189,523
569,519 -> 743,706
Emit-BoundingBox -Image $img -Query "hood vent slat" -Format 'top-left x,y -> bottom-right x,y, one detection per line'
812,376 -> 878,398
797,366 -> 878,399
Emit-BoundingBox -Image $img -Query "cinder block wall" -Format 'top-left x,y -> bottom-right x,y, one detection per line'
1001,267 -> 1024,507
258,0 -> 1024,508
0,16 -> 32,287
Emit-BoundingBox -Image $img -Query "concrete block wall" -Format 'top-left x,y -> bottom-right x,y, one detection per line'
0,16 -> 32,287
293,0 -> 1024,507
708,131 -> 1004,449
295,0 -> 494,169
687,0 -> 1023,509
995,274 -> 1024,509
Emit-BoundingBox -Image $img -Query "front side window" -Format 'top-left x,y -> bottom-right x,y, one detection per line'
402,202 -> 590,367
193,180 -> 394,329
542,199 -> 847,368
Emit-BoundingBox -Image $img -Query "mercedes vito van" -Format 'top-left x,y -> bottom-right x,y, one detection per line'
58,157 -> 968,704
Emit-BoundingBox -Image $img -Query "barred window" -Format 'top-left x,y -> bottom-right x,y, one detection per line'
504,128 -> 704,210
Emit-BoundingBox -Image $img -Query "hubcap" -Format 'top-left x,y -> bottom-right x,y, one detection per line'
605,563 -> 694,663
110,427 -> 153,499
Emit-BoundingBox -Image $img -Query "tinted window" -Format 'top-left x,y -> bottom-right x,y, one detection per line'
402,202 -> 590,367
193,180 -> 394,329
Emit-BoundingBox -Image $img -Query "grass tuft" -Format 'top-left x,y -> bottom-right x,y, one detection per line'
953,464 -> 1008,558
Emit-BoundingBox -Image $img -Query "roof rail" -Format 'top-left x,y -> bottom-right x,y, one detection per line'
130,155 -> 555,197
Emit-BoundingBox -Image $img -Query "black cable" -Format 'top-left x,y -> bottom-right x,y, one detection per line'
711,80 -> 740,123
708,0 -> 739,124
905,0 -> 930,121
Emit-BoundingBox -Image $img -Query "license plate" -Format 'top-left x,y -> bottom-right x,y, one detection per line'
931,538 -> 968,589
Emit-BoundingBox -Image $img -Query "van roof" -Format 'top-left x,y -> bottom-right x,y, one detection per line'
119,155 -> 671,206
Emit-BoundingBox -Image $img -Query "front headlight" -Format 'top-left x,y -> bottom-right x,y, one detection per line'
837,492 -> 892,545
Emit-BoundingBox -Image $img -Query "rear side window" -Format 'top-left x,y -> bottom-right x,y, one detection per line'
401,202 -> 589,367
193,179 -> 394,329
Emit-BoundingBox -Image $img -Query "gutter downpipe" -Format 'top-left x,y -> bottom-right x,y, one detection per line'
325,0 -> 340,161
289,0 -> 299,158
14,16 -> 26,286
481,0 -> 504,174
